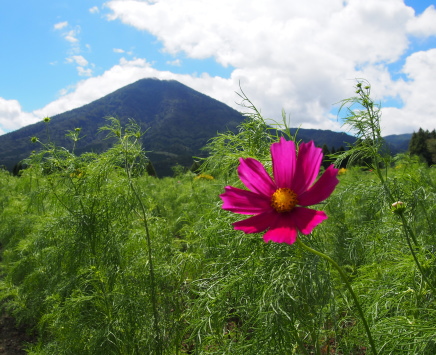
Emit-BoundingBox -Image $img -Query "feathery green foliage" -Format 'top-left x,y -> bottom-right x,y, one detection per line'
0,83 -> 435,354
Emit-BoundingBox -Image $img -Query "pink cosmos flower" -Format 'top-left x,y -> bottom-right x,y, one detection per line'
220,137 -> 339,244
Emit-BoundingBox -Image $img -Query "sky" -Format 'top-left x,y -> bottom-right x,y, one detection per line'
1,0 -> 436,137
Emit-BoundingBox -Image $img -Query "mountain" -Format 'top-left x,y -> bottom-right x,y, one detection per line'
383,133 -> 412,154
0,79 -> 245,176
0,78 -> 412,176
287,129 -> 412,155
288,128 -> 357,149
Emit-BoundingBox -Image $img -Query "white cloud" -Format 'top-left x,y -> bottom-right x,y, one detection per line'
102,0 -> 436,135
0,98 -> 39,133
407,5 -> 436,37
381,48 -> 436,134
89,6 -> 99,14
56,26 -> 95,77
77,67 -> 93,77
68,55 -> 89,67
54,21 -> 68,30
64,29 -> 79,43
113,48 -> 125,53
66,55 -> 93,76
166,59 -> 181,66
55,22 -> 81,47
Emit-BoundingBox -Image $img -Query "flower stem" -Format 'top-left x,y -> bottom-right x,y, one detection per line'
296,238 -> 378,355
399,213 -> 419,247
399,214 -> 436,294
129,179 -> 162,354
123,136 -> 162,354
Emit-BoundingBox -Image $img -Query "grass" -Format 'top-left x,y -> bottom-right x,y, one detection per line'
0,83 -> 435,354
1,154 -> 435,354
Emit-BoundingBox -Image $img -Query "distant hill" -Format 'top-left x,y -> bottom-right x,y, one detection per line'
0,78 -> 412,176
383,133 -> 412,154
288,128 -> 357,149
287,128 -> 412,155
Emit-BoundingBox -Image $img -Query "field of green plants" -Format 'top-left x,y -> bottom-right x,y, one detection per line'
0,82 -> 435,354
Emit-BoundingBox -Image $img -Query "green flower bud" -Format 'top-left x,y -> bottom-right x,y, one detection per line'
391,201 -> 406,215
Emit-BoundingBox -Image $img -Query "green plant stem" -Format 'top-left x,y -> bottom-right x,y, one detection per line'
399,213 -> 419,247
124,132 -> 161,354
296,238 -> 378,355
129,179 -> 162,354
369,128 -> 433,292
373,151 -> 434,292
399,214 -> 436,294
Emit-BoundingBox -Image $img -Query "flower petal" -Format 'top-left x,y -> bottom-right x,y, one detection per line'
233,210 -> 278,234
291,141 -> 323,194
292,207 -> 328,235
238,157 -> 276,197
271,137 -> 296,189
298,165 -> 339,206
263,214 -> 298,245
220,186 -> 271,215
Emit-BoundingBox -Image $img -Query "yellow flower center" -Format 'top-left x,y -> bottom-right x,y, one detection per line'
271,188 -> 299,213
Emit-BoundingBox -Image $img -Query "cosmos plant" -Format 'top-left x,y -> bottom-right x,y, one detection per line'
220,137 -> 339,244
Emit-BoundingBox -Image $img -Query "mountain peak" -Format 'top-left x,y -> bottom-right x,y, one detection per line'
0,79 -> 245,176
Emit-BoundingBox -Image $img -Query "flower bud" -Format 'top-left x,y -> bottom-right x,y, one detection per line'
391,201 -> 406,214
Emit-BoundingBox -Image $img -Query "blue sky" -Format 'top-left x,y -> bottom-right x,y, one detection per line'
0,1 -> 235,111
1,0 -> 436,135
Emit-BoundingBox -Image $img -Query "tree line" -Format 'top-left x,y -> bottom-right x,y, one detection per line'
409,128 -> 436,165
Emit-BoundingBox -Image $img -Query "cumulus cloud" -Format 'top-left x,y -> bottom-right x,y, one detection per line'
103,0 -> 436,134
66,55 -> 93,76
77,67 -> 93,77
53,21 -> 81,50
54,23 -> 96,77
54,21 -> 68,30
166,59 -> 181,66
0,98 -> 39,133
407,5 -> 436,37
64,31 -> 79,43
67,55 -> 89,67
381,48 -> 436,134
89,6 -> 99,14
